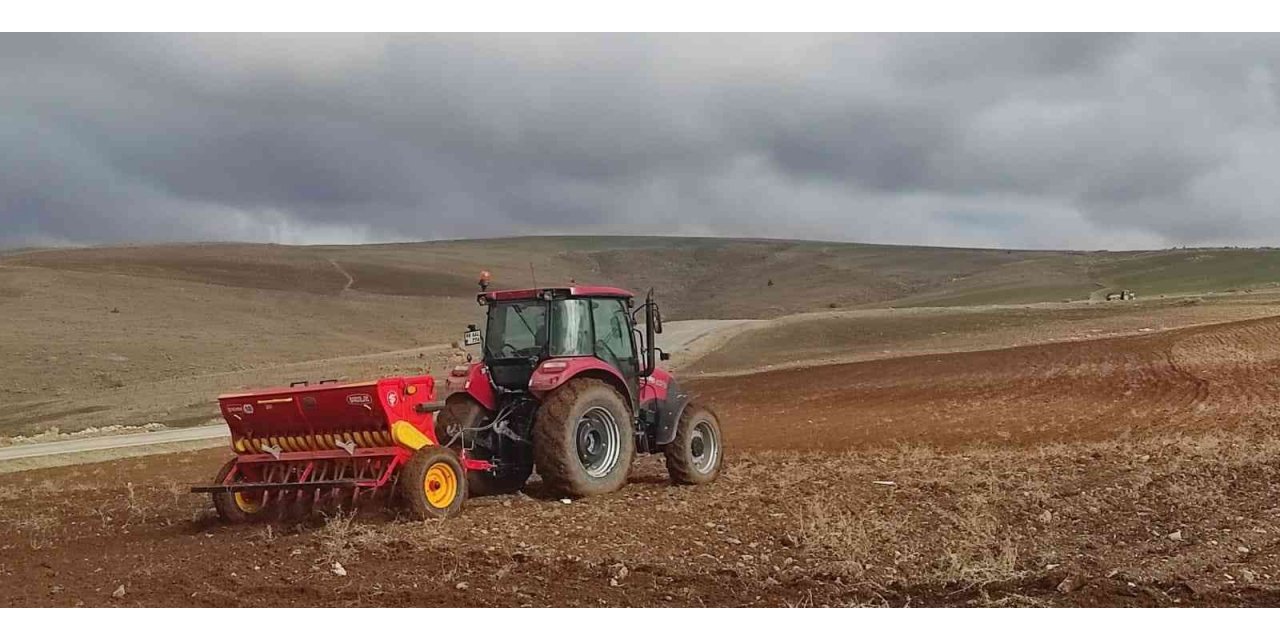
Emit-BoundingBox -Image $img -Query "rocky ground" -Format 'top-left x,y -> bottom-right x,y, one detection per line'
2,427 -> 1279,607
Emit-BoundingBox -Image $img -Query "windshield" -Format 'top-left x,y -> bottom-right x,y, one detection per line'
485,301 -> 548,359
485,299 -> 596,360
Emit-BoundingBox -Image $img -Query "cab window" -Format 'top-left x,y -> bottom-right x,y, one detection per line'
590,298 -> 636,374
550,299 -> 593,356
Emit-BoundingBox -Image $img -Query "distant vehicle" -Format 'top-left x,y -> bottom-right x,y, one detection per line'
1105,290 -> 1136,301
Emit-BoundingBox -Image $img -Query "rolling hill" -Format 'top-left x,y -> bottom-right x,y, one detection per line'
4,236 -> 1280,436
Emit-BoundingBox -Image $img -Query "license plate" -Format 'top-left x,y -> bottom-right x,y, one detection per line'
463,330 -> 481,346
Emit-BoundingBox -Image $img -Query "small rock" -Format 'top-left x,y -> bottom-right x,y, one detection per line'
1037,510 -> 1053,524
871,480 -> 896,487
1240,569 -> 1257,583
559,498 -> 572,505
112,585 -> 126,599
1056,575 -> 1081,594
611,564 -> 629,581
726,537 -> 743,545
331,562 -> 347,577
455,581 -> 469,591
1168,530 -> 1183,542
1238,546 -> 1250,553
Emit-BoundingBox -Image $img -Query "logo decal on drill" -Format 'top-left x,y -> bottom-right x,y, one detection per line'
347,393 -> 372,405
386,391 -> 399,407
242,404 -> 255,414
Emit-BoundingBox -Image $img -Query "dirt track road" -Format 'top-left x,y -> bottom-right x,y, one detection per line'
0,319 -> 757,467
0,425 -> 227,464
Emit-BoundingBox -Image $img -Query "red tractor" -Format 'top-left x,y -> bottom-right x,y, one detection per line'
439,285 -> 724,497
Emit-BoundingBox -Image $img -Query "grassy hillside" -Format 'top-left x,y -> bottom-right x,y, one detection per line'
0,237 -> 1089,318
1089,250 -> 1280,296
5,237 -> 1280,436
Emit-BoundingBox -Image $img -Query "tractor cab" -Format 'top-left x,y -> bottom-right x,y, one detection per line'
475,286 -> 656,401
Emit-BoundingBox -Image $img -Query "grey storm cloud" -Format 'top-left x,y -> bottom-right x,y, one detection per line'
2,33 -> 1280,250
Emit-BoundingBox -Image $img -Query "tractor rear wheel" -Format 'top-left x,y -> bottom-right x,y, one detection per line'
533,378 -> 634,497
435,396 -> 533,496
211,458 -> 274,523
399,446 -> 467,520
664,405 -> 724,485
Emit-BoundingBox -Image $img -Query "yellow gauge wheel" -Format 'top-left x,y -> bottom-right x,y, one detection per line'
212,458 -> 272,523
233,491 -> 264,514
398,446 -> 466,519
424,462 -> 459,508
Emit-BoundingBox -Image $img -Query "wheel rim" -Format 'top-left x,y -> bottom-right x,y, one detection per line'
233,491 -> 264,514
690,420 -> 718,474
424,462 -> 459,508
576,406 -> 621,478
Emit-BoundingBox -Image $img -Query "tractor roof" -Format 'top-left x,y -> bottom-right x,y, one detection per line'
483,285 -> 635,302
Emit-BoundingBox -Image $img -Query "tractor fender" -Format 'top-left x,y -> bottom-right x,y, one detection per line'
529,357 -> 633,409
443,362 -> 498,411
654,377 -> 694,447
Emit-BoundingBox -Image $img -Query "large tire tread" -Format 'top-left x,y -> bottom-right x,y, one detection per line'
533,378 -> 634,498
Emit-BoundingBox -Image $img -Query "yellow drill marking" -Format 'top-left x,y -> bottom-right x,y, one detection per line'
391,420 -> 432,450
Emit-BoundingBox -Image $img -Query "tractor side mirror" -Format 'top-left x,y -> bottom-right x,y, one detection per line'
642,291 -> 659,377
652,303 -> 663,335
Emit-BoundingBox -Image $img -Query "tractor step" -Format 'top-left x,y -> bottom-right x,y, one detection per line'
190,479 -> 358,494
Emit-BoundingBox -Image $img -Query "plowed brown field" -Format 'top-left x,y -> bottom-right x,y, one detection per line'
694,314 -> 1280,451
5,315 -> 1280,607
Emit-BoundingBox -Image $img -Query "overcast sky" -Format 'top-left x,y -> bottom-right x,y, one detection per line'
3,33 -> 1279,250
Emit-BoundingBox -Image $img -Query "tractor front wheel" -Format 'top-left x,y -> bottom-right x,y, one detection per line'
399,446 -> 467,520
664,405 -> 724,485
533,378 -> 634,497
211,458 -> 274,523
